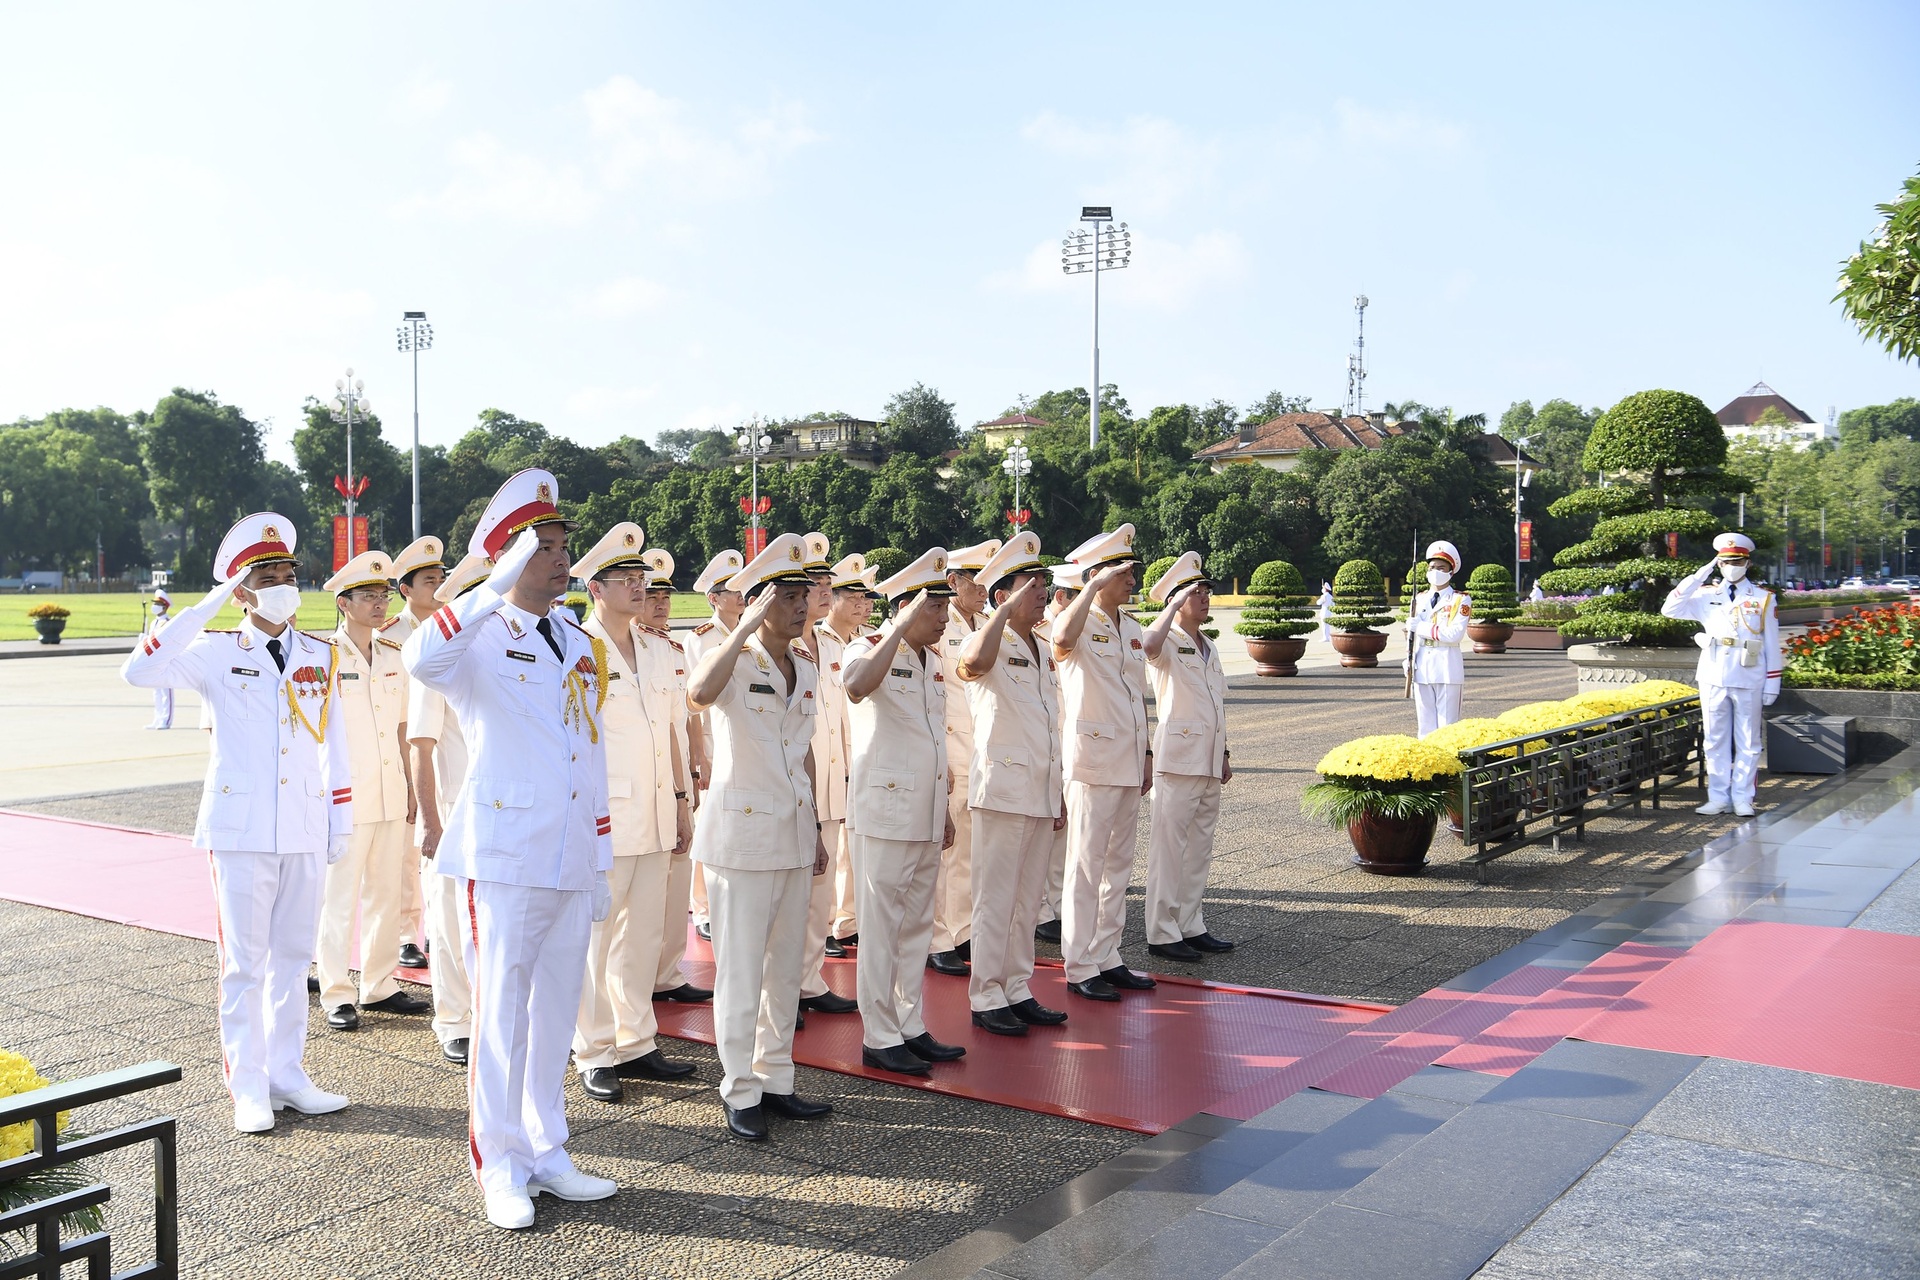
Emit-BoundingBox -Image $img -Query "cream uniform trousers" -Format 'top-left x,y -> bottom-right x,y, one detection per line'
931,605 -> 982,952
800,821 -> 845,1001
801,626 -> 855,998
814,621 -> 866,940
639,624 -> 699,994
853,834 -> 940,1046
380,608 -> 429,950
1144,623 -> 1228,947
680,617 -> 731,930
406,680 -> 472,1048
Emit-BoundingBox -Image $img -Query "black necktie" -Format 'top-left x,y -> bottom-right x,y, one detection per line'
266,637 -> 286,673
1728,584 -> 1737,604
535,617 -> 563,662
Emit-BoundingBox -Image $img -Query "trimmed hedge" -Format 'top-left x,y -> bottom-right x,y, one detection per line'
1236,560 -> 1316,640
1329,559 -> 1393,632
1464,564 -> 1521,623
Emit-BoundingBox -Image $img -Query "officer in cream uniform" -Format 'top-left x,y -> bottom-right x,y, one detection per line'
1408,540 -> 1472,737
639,547 -> 711,1007
795,534 -> 861,1020
1139,552 -> 1235,962
380,534 -> 446,971
120,513 -> 354,1133
820,553 -> 879,954
402,468 -> 618,1230
928,538 -> 999,975
686,533 -> 835,1142
682,548 -> 746,940
569,524 -> 699,1105
955,533 -> 1070,1037
840,549 -> 966,1076
317,551 -> 430,1031
1661,531 -> 1782,817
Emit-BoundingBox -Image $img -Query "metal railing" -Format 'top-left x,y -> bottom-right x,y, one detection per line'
1455,696 -> 1703,876
0,1060 -> 181,1280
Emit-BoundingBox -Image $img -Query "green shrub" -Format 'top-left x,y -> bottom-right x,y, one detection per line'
864,547 -> 911,584
1463,564 -> 1521,623
1235,560 -> 1316,641
1329,559 -> 1393,632
1134,556 -> 1179,625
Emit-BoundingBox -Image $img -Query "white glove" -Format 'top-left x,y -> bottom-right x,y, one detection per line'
327,834 -> 349,864
195,568 -> 251,617
487,529 -> 542,598
1687,561 -> 1718,588
592,871 -> 612,923
1763,691 -> 1778,707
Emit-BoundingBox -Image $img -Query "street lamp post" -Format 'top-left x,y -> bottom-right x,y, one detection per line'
737,421 -> 774,549
1061,207 -> 1132,449
1001,438 -> 1032,534
396,312 -> 433,542
328,370 -> 373,522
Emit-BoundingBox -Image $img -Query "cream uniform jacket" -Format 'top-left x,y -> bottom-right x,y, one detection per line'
1146,622 -> 1227,779
808,620 -> 869,822
1662,575 -> 1784,696
330,628 -> 411,824
121,615 -> 354,853
847,636 -> 949,842
406,681 -> 469,820
379,609 -> 427,645
402,592 -> 612,891
690,635 -> 820,871
1057,604 -> 1151,788
639,624 -> 693,793
1409,586 -> 1472,685
682,618 -> 730,782
589,615 -> 677,857
940,606 -> 982,772
965,629 -> 1064,819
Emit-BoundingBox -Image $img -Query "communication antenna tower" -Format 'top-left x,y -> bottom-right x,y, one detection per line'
1345,295 -> 1369,418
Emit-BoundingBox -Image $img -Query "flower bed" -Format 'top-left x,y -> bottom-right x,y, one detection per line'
1785,603 -> 1920,692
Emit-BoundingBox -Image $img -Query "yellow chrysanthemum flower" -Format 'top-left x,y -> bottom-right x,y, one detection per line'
1315,734 -> 1463,783
0,1048 -> 66,1163
1420,717 -> 1510,754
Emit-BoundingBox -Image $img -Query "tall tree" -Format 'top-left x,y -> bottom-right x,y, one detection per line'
880,383 -> 960,457
1243,390 -> 1312,421
137,389 -> 270,583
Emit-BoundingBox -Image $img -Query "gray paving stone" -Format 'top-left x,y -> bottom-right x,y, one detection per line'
1221,1203 -> 1506,1280
1384,1065 -> 1504,1106
981,1187 -> 1191,1280
1766,862 -> 1906,913
1477,1040 -> 1701,1127
1854,856 -> 1920,937
1088,1209 -> 1282,1280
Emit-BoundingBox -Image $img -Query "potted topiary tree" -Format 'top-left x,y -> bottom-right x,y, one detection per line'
1464,564 -> 1521,653
1328,559 -> 1394,667
1303,734 -> 1462,874
27,602 -> 70,645
1235,560 -> 1316,676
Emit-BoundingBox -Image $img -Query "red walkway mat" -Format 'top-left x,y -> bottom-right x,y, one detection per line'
1575,921 -> 1920,1090
0,809 -> 215,941
1433,943 -> 1684,1077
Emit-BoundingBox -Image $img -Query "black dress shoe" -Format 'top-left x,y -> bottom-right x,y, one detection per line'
799,991 -> 859,1015
306,974 -> 321,994
823,936 -> 847,958
696,922 -> 712,941
580,1067 -> 623,1102
1034,919 -> 1062,944
1067,978 -> 1120,1002
725,1103 -> 768,1140
761,1092 -> 833,1120
615,1049 -> 697,1080
794,1006 -> 806,1030
397,943 -> 429,969
1146,940 -> 1204,962
970,1007 -> 1029,1036
904,1032 -> 966,1061
927,950 -> 970,976
442,1038 -> 469,1065
835,932 -> 859,949
1185,932 -> 1236,953
361,991 -> 432,1015
953,939 -> 971,962
862,1044 -> 932,1075
1100,966 -> 1157,991
1010,998 -> 1068,1026
327,1004 -> 360,1030
651,983 -> 713,1003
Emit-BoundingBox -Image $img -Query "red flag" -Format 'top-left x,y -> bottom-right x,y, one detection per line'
1518,519 -> 1534,562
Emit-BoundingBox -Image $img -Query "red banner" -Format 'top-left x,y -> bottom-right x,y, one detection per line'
743,526 -> 768,559
1665,532 -> 1679,558
332,515 -> 369,571
1517,519 -> 1534,562
1824,543 -> 1832,568
1787,541 -> 1795,563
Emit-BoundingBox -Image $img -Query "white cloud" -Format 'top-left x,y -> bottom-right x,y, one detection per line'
984,230 -> 1247,309
398,72 -> 453,120
565,384 -> 660,417
580,275 -> 671,318
1020,111 -> 1220,216
584,75 -> 820,198
392,132 -> 599,226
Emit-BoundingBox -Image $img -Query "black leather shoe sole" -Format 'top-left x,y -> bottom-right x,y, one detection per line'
580,1069 -> 622,1102
823,938 -> 846,958
1067,979 -> 1120,1002
970,1009 -> 1029,1036
1010,999 -> 1068,1026
927,952 -> 970,976
1100,967 -> 1157,991
327,1005 -> 360,1031
761,1092 -> 833,1120
615,1051 -> 696,1081
725,1104 -> 768,1140
442,1038 -> 469,1065
904,1032 -> 967,1061
1186,933 -> 1236,953
651,984 -> 713,1003
799,992 -> 859,1015
862,1045 -> 932,1075
1147,941 -> 1204,961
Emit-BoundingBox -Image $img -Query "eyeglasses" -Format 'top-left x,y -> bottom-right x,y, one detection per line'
598,573 -> 649,590
342,587 -> 390,603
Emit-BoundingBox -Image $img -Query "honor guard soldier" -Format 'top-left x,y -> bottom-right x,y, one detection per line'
317,551 -> 430,1030
956,533 -> 1069,1036
402,469 -> 619,1229
569,523 -> 699,1105
683,548 -> 746,941
1662,532 -> 1781,817
143,589 -> 175,729
1140,552 -> 1235,962
928,539 -> 999,975
685,533 -> 836,1141
407,553 -> 489,1065
1053,525 -> 1156,1002
819,553 -> 879,955
794,533 -> 860,1020
1408,541 -> 1472,737
121,513 -> 353,1132
381,534 -> 446,970
840,549 -> 966,1075
640,547 -> 711,1007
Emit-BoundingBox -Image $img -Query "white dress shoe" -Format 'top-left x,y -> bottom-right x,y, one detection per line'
1733,804 -> 1756,817
270,1086 -> 349,1115
484,1188 -> 536,1230
1694,802 -> 1731,816
233,1098 -> 274,1133
528,1171 -> 618,1202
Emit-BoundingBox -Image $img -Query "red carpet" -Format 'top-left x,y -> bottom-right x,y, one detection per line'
0,809 -> 215,941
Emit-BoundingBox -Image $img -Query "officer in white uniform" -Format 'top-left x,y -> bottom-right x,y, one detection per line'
143,589 -> 176,728
317,550 -> 430,1030
569,523 -> 698,1104
928,539 -> 999,974
1661,532 -> 1782,817
1140,552 -> 1235,962
682,549 -> 746,940
956,533 -> 1070,1036
121,513 -> 353,1133
1408,540 -> 1473,738
819,553 -> 879,954
794,534 -> 861,1021
1053,524 -> 1156,1002
639,547 -> 710,1007
402,468 -> 618,1230
686,533 -> 835,1141
380,534 -> 446,971
841,549 -> 966,1075
407,552 -> 487,1065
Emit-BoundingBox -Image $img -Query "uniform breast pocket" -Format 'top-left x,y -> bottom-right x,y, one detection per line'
220,671 -> 266,719
205,772 -> 253,833
740,693 -> 783,737
976,743 -> 1037,810
1158,719 -> 1212,775
863,768 -> 917,836
468,776 -> 536,853
1073,719 -> 1128,770
496,666 -> 550,713
720,788 -> 775,845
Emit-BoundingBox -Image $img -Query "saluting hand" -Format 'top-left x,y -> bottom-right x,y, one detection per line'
487,529 -> 542,597
197,567 -> 251,616
1090,562 -> 1132,594
1005,575 -> 1044,611
897,587 -> 939,628
737,586 -> 780,636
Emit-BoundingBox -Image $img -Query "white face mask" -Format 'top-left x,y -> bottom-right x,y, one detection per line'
1721,563 -> 1748,583
1426,569 -> 1452,589
250,583 -> 301,625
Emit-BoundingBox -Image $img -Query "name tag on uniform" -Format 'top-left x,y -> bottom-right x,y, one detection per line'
1177,645 -> 1196,655
1008,656 -> 1031,667
890,667 -> 914,678
339,672 -> 360,681
749,683 -> 776,694
1091,633 -> 1111,643
608,670 -> 622,680
506,649 -> 537,663
946,637 -> 961,645
230,666 -> 260,677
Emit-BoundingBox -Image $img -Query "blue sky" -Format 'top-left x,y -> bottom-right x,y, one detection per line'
1,2 -> 1915,464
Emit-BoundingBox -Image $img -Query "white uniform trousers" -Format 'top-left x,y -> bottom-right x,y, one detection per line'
654,851 -> 697,992
1701,682 -> 1764,808
423,866 -> 472,1047
689,800 -> 713,928
830,824 -> 858,940
459,878 -> 592,1196
316,817 -> 409,1007
703,863 -> 811,1109
574,853 -> 672,1069
1061,781 -> 1143,983
800,820 -> 845,1000
1414,682 -> 1463,738
149,687 -> 174,729
1145,774 -> 1221,945
929,773 -> 974,952
967,810 -> 1054,1012
852,833 -> 941,1049
399,853 -> 424,950
1037,824 -> 1068,926
207,849 -> 323,1110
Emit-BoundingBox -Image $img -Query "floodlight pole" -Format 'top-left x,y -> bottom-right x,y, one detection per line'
1061,207 -> 1130,449
396,312 -> 433,541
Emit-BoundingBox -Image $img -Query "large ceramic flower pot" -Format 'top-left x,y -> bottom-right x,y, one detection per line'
1467,620 -> 1514,654
32,617 -> 66,645
1347,811 -> 1438,875
1245,636 -> 1308,677
1329,630 -> 1388,668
